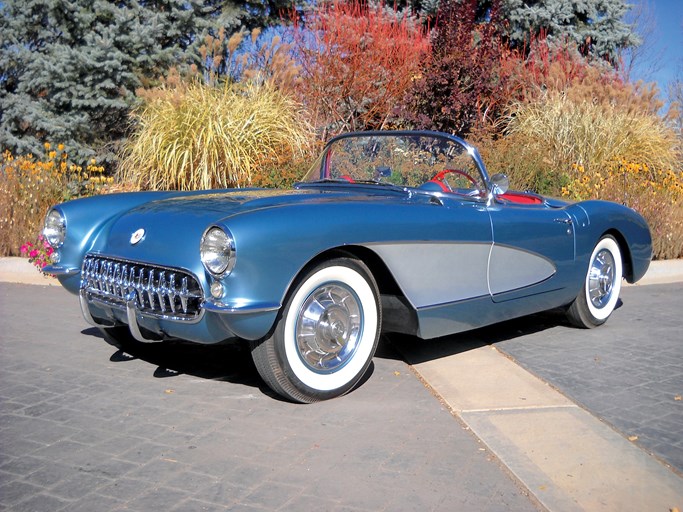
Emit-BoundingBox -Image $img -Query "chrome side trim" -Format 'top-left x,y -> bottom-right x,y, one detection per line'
43,265 -> 79,276
203,300 -> 281,315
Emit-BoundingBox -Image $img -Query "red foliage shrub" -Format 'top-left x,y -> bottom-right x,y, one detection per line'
291,0 -> 431,137
400,0 -> 509,135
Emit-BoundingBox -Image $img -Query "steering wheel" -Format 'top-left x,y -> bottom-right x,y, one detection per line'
431,169 -> 479,192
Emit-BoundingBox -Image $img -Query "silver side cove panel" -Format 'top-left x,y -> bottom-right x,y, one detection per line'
365,242 -> 556,308
487,244 -> 556,296
365,242 -> 490,307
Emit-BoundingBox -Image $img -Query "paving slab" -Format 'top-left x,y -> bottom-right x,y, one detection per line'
495,282 -> 683,476
393,338 -> 683,512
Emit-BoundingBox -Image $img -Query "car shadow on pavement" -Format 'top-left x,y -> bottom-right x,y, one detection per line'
82,327 -> 271,391
82,327 -> 376,401
386,308 -> 574,365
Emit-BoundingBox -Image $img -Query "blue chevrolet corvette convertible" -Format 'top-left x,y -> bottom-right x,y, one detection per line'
43,131 -> 652,402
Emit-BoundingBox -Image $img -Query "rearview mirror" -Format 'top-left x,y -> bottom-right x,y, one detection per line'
490,173 -> 509,195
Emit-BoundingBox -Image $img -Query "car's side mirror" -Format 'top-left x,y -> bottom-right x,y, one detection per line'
490,173 -> 509,195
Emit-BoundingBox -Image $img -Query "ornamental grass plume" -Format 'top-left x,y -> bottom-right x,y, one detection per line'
118,80 -> 313,191
504,91 -> 678,175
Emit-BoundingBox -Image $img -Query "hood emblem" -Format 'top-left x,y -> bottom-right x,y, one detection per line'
130,228 -> 146,245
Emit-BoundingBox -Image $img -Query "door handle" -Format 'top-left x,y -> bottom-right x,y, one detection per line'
554,218 -> 573,224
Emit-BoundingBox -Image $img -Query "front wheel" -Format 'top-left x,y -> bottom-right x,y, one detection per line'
567,235 -> 623,328
251,258 -> 381,403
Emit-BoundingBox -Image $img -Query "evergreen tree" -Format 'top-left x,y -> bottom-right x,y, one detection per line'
0,0 -> 207,166
395,0 -> 639,62
498,0 -> 639,62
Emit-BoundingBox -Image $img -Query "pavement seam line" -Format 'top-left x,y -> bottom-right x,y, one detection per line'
462,404 -> 579,413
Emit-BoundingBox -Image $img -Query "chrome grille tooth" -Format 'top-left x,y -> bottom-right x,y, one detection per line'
168,273 -> 177,313
114,263 -> 122,297
108,261 -> 115,295
91,259 -> 99,290
180,277 -> 189,313
157,271 -> 167,313
126,265 -> 140,304
103,261 -> 112,294
135,266 -> 144,306
120,263 -> 128,296
146,268 -> 156,311
80,255 -> 201,321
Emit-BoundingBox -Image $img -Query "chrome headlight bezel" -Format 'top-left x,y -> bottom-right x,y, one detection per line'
200,226 -> 235,277
43,209 -> 66,248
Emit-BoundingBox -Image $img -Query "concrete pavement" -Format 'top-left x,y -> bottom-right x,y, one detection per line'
392,282 -> 683,511
1,257 -> 683,511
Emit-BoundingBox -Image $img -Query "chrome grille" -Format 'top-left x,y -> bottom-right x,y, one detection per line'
81,255 -> 204,321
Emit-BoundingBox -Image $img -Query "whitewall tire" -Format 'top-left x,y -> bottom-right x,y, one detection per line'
251,258 -> 381,403
567,235 -> 623,328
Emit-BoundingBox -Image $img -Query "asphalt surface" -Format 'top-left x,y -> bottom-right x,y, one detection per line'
0,283 -> 539,512
1,278 -> 682,510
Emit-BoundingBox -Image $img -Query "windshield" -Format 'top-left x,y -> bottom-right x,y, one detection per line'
301,132 -> 488,195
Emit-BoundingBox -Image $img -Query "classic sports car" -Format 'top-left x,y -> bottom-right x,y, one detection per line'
43,130 -> 652,402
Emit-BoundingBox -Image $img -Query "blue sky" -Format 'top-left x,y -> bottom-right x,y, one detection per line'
632,0 -> 683,95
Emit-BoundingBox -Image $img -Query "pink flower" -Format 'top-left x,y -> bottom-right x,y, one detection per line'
29,249 -> 38,259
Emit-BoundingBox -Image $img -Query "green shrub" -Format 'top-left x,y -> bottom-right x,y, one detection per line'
118,80 -> 313,190
474,132 -> 564,195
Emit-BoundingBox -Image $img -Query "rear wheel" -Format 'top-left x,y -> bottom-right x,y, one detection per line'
567,235 -> 623,328
251,258 -> 381,403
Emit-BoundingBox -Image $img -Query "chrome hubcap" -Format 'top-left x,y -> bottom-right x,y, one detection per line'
588,249 -> 615,309
295,284 -> 362,372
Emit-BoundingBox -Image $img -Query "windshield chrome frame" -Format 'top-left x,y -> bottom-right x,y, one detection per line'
301,130 -> 492,196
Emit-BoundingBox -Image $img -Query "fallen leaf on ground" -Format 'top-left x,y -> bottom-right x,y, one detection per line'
674,395 -> 681,401
164,389 -> 175,394
628,435 -> 639,442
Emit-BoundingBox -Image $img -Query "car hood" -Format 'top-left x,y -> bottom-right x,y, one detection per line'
98,187 -> 402,269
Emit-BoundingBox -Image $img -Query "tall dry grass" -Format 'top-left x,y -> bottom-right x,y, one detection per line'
118,80 -> 313,190
504,92 -> 679,176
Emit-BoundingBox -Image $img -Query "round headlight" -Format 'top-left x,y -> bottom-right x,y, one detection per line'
200,227 -> 235,276
43,209 -> 66,248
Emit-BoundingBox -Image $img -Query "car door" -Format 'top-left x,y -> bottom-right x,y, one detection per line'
487,201 -> 575,303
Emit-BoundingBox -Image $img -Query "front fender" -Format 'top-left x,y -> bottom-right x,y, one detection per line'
45,191 -> 180,293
